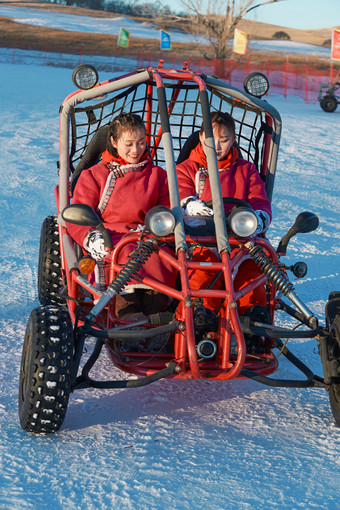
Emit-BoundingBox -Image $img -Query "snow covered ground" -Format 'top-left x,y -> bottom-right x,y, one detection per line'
0,7 -> 340,510
0,58 -> 340,510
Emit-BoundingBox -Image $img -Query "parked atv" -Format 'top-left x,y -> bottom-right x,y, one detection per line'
318,80 -> 340,112
18,62 -> 340,433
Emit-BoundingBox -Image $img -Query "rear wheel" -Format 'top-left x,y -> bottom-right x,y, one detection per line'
18,306 -> 74,434
320,95 -> 337,112
325,292 -> 340,426
38,215 -> 63,305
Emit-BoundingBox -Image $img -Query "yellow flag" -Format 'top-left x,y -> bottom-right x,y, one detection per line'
233,28 -> 248,56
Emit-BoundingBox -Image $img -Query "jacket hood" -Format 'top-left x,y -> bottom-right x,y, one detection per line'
189,142 -> 238,170
101,149 -> 151,166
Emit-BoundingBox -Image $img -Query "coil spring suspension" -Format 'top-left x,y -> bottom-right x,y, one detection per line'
108,240 -> 155,295
248,245 -> 294,296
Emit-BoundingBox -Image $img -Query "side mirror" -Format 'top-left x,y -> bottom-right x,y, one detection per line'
291,211 -> 319,234
277,211 -> 319,255
62,203 -> 101,226
62,204 -> 113,249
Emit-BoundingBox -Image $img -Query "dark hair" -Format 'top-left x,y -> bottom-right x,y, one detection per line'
107,112 -> 146,156
200,111 -> 236,137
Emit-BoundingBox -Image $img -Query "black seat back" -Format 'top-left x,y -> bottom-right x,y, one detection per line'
71,125 -> 109,193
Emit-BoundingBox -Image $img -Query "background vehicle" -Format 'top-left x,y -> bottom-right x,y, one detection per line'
18,62 -> 340,434
318,80 -> 340,112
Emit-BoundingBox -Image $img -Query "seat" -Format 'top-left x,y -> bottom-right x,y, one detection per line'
70,125 -> 109,194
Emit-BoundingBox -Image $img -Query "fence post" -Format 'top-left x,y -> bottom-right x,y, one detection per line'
78,44 -> 84,65
305,57 -> 309,103
173,51 -> 176,68
284,55 -> 288,99
12,41 -> 17,64
266,54 -> 270,80
229,55 -> 234,84
42,42 -> 49,66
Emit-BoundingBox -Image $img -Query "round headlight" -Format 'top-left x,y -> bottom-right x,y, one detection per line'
243,72 -> 269,98
72,64 -> 99,90
145,206 -> 176,236
228,207 -> 258,237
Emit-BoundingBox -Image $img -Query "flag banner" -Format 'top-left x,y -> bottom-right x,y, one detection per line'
331,29 -> 340,61
233,28 -> 248,56
118,28 -> 130,48
160,30 -> 171,50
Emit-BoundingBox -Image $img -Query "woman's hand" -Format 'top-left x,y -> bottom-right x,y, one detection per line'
84,230 -> 108,261
181,196 -> 214,216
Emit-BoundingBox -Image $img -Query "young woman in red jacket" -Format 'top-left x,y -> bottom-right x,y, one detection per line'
67,112 -> 176,324
176,111 -> 272,314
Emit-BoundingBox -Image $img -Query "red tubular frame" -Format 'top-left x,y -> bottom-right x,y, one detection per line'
102,233 -> 279,380
57,66 -> 282,383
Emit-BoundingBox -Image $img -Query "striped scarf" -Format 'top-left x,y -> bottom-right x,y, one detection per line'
98,159 -> 148,215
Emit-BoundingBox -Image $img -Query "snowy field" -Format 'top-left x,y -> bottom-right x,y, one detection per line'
0,56 -> 339,510
0,6 -> 340,510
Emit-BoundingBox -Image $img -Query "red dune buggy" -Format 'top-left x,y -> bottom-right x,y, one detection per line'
19,63 -> 340,433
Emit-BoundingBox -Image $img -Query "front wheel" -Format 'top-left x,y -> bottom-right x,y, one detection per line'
320,95 -> 337,112
38,215 -> 63,306
18,306 -> 74,434
325,291 -> 340,426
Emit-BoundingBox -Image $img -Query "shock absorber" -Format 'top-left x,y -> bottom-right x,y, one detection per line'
247,243 -> 317,327
109,241 -> 155,295
86,240 -> 155,322
248,245 -> 294,296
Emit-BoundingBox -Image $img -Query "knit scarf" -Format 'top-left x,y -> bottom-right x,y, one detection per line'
98,150 -> 150,214
188,143 -> 239,198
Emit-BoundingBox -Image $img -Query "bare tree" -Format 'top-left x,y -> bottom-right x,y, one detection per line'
157,0 -> 283,60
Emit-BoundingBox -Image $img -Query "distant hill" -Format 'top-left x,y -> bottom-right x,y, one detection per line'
1,0 -> 339,47
1,1 -> 339,65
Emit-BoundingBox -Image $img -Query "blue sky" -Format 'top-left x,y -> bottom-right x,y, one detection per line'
166,0 -> 340,30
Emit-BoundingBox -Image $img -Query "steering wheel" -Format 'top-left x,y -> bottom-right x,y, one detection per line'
205,197 -> 252,212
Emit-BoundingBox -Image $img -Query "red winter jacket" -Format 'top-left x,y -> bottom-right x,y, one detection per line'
67,153 -> 170,248
176,144 -> 272,219
66,152 -> 177,288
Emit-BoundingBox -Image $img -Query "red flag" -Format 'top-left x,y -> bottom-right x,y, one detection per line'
331,29 -> 340,61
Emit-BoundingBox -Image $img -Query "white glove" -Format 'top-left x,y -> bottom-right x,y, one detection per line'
84,230 -> 107,261
130,224 -> 144,232
254,210 -> 271,235
181,196 -> 213,216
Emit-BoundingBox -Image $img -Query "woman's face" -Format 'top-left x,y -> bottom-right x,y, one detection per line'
111,127 -> 146,164
200,123 -> 235,161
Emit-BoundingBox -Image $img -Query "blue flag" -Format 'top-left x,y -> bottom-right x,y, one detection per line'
160,30 -> 171,50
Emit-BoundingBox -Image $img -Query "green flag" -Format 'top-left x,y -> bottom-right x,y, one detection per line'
118,28 -> 130,48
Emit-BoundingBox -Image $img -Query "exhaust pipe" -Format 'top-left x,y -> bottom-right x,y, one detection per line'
196,339 -> 217,359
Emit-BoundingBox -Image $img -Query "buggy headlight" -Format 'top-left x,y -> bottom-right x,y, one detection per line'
228,207 -> 258,237
243,72 -> 269,98
145,206 -> 176,236
72,64 -> 99,90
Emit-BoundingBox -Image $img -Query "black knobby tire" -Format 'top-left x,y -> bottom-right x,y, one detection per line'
320,95 -> 337,112
18,306 -> 74,434
38,215 -> 63,305
328,314 -> 340,426
326,292 -> 340,426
